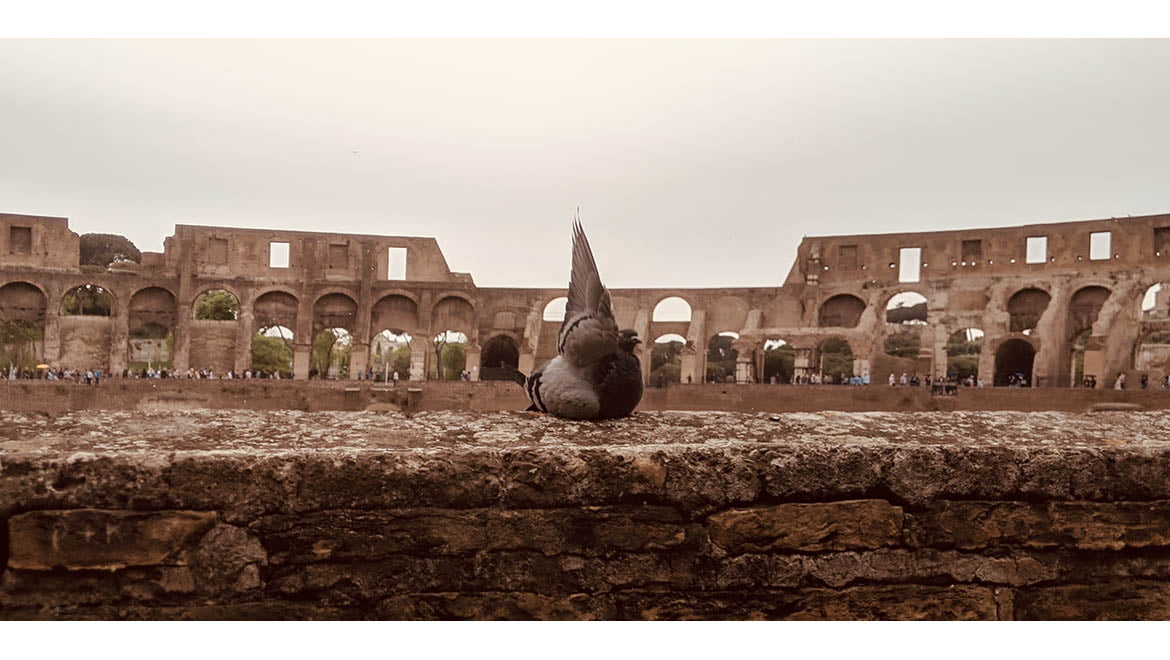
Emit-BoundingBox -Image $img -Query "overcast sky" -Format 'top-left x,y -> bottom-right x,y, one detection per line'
2,39 -> 1170,288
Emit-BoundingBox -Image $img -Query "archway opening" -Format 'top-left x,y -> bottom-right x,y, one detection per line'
311,328 -> 351,379
885,291 -> 927,325
1137,330 -> 1170,387
128,322 -> 173,372
62,284 -> 113,316
653,297 -> 692,323
194,289 -> 240,321
995,338 -> 1036,387
480,334 -> 520,381
543,297 -> 568,322
945,328 -> 983,383
0,282 -> 46,375
370,329 -> 412,382
431,330 -> 469,380
1143,283 -> 1167,320
819,294 -> 866,328
763,338 -> 795,384
818,337 -> 854,383
252,325 -> 294,378
1008,288 -> 1051,334
706,331 -> 738,383
650,333 -> 685,388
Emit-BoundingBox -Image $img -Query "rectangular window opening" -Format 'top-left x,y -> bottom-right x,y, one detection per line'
837,244 -> 858,271
1025,236 -> 1048,264
208,237 -> 229,265
961,239 -> 982,263
388,247 -> 407,280
269,241 -> 290,268
898,247 -> 921,283
1089,231 -> 1111,261
9,226 -> 31,254
328,243 -> 349,269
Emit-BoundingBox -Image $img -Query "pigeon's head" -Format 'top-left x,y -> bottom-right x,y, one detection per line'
618,328 -> 641,352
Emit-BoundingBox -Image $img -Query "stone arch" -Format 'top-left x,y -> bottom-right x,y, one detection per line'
543,296 -> 568,322
706,296 -> 750,336
431,296 -> 476,336
192,288 -> 240,321
1007,288 -> 1051,333
128,287 -> 177,370
817,336 -> 855,381
369,329 -> 412,382
1067,285 -> 1111,339
650,333 -> 686,387
818,294 -> 866,328
0,281 -> 47,371
994,337 -> 1037,387
253,290 -> 299,332
479,333 -> 520,380
313,292 -> 358,333
652,296 -> 693,323
61,283 -> 115,317
884,290 -> 928,325
371,294 -> 420,334
430,329 -> 469,380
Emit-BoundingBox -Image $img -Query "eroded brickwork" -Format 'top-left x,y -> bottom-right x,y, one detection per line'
4,211 -> 1170,387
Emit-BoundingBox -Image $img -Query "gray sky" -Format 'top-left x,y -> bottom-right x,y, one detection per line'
3,39 -> 1170,288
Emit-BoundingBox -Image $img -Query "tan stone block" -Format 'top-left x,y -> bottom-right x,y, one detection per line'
906,501 -> 1170,550
8,509 -> 218,570
707,499 -> 903,553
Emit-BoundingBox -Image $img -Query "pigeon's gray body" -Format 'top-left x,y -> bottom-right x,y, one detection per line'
524,221 -> 643,420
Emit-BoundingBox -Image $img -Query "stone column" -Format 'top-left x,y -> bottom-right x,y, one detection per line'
409,335 -> 427,381
293,296 -> 314,380
41,289 -> 61,366
684,309 -> 706,385
234,298 -> 255,376
679,343 -> 698,385
733,337 -> 756,384
108,293 -> 131,375
465,342 -> 481,381
634,308 -> 652,385
794,347 -> 813,381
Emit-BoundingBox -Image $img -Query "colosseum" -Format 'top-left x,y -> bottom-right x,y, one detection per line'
2,209 -> 1170,388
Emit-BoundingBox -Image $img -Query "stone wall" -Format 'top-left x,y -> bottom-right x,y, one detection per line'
57,316 -> 112,371
3,410 -> 1170,620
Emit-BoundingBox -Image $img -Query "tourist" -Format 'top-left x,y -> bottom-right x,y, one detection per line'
392,370 -> 399,388
899,373 -> 908,386
1115,373 -> 1126,390
1141,374 -> 1149,390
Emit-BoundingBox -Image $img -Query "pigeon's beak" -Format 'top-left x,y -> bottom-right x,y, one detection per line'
634,338 -> 642,345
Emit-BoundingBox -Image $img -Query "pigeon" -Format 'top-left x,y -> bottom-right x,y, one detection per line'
518,219 -> 644,419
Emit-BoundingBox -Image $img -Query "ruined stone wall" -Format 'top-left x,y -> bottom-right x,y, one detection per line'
3,410 -> 1170,620
6,212 -> 1170,389
56,316 -> 112,371
188,321 -> 238,375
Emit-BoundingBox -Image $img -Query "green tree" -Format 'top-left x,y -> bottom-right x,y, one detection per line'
312,329 -> 351,378
391,345 -> 412,378
252,334 -> 293,376
819,338 -> 854,379
79,233 -> 141,268
884,332 -> 921,359
441,342 -> 466,379
706,334 -> 737,382
62,284 -> 112,316
194,289 -> 239,321
650,339 -> 683,387
0,320 -> 42,371
763,343 -> 795,382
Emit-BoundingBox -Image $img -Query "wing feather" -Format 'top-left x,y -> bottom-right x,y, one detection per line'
558,218 -> 618,367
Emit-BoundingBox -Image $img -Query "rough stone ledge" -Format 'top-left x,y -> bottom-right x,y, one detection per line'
4,410 -> 1170,620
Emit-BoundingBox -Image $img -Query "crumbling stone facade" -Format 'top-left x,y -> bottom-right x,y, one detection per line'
4,210 -> 1170,387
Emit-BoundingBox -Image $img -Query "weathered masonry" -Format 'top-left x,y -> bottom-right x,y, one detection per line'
4,210 -> 1170,387
5,409 -> 1170,620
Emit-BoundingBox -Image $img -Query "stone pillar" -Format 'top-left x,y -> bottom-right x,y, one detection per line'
234,301 -> 255,376
679,343 -> 698,385
41,294 -> 61,366
108,294 -> 131,375
172,309 -> 191,373
293,297 -> 314,380
733,338 -> 756,384
633,308 -> 651,385
684,309 -> 706,385
464,342 -> 481,381
794,348 -> 813,382
409,335 -> 427,381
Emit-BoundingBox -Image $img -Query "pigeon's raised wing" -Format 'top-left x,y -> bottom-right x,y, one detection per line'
557,220 -> 619,368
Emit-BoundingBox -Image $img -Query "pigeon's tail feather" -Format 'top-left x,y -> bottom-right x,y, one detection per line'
498,362 -> 528,388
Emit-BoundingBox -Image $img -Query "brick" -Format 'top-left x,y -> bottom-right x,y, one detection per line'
707,500 -> 903,553
8,509 -> 217,570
